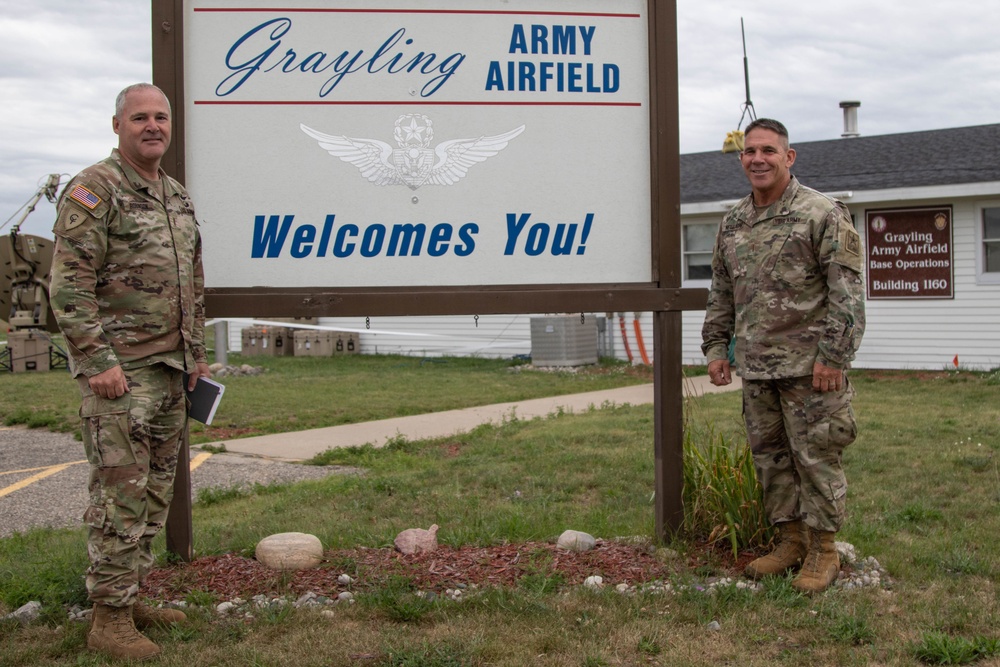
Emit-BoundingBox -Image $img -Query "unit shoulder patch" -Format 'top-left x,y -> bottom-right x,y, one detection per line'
832,223 -> 863,272
60,209 -> 91,233
843,226 -> 861,255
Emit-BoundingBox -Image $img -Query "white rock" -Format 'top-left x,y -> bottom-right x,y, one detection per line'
255,532 -> 324,571
393,524 -> 439,555
216,601 -> 237,615
337,591 -> 354,602
583,575 -> 604,589
4,601 -> 42,625
706,620 -> 721,631
835,541 -> 857,564
67,605 -> 90,623
337,574 -> 353,586
295,592 -> 318,607
557,530 -> 596,552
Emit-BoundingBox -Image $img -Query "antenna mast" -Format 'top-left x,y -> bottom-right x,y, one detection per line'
722,18 -> 757,153
738,17 -> 756,129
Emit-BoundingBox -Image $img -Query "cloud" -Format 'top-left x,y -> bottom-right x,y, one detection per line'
0,1 -> 150,237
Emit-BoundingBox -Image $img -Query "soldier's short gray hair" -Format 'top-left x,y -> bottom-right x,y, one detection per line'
115,83 -> 171,119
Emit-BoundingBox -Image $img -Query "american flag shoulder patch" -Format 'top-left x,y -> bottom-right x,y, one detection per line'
70,185 -> 102,210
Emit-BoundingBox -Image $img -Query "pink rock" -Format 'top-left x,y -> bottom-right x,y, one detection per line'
393,524 -> 439,555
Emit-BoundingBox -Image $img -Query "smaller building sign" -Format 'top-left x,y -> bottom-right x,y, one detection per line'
865,206 -> 953,299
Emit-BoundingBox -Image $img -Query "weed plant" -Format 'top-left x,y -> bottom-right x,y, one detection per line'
681,415 -> 769,555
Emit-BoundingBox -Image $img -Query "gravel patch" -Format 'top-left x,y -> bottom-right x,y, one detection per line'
0,427 -> 357,538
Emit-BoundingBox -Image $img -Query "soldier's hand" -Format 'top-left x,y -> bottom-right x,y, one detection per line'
708,359 -> 732,386
89,366 -> 129,399
812,362 -> 844,393
187,362 -> 212,392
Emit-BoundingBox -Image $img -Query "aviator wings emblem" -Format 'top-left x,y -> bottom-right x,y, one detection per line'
301,114 -> 525,190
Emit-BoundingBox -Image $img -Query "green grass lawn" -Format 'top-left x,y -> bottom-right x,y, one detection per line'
0,352 -> 658,444
1,362 -> 998,666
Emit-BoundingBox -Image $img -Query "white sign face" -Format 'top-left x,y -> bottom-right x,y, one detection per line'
184,0 -> 652,288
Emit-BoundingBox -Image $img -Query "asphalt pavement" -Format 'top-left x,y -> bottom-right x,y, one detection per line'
0,428 -> 349,538
0,375 -> 740,537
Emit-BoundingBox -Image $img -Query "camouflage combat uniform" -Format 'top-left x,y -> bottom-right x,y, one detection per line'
701,176 -> 865,532
49,149 -> 207,606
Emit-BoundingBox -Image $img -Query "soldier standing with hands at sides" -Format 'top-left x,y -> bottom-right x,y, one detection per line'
701,118 -> 865,593
49,83 -> 210,660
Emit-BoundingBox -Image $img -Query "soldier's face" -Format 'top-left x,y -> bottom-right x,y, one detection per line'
740,129 -> 795,201
113,88 -> 171,173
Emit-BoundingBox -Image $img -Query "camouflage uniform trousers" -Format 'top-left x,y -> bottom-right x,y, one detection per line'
742,375 -> 858,533
77,364 -> 187,607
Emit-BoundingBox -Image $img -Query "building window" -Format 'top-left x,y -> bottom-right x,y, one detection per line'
683,222 -> 717,281
984,207 -> 1000,274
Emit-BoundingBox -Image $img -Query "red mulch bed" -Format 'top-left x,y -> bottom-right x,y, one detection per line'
143,541 -> 753,601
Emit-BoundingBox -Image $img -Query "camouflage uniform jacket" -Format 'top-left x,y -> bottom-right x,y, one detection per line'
701,177 -> 865,379
49,149 -> 207,378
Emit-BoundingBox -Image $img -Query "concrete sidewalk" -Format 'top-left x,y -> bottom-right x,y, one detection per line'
209,374 -> 742,461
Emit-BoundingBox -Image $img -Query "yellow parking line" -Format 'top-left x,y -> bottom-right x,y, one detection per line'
0,452 -> 211,499
1,461 -> 88,476
189,452 -> 212,471
0,463 -> 73,499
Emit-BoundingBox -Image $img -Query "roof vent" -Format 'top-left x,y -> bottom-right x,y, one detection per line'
840,101 -> 861,138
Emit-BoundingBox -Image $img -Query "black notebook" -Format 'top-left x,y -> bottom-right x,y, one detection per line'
185,375 -> 226,425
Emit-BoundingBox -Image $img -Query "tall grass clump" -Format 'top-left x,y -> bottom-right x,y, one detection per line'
682,421 -> 770,556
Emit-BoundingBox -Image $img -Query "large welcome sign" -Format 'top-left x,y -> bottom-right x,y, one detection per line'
180,2 -> 653,289
154,1 -> 699,553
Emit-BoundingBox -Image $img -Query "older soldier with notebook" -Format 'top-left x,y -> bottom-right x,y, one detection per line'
49,83 -> 210,660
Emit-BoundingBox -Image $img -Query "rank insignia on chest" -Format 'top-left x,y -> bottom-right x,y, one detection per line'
69,185 -> 102,210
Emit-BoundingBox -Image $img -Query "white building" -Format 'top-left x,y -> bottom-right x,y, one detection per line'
227,122 -> 1000,371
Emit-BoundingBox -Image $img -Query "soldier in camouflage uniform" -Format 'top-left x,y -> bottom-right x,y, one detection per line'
701,118 -> 865,593
48,83 -> 210,660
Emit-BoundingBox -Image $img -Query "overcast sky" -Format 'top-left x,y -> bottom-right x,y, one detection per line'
3,0 -> 999,238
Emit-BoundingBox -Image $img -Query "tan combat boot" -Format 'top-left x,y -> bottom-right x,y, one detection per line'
745,520 -> 807,579
791,529 -> 841,593
133,600 -> 187,630
87,603 -> 161,661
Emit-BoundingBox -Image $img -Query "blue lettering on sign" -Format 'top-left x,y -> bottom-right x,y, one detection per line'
251,214 -> 295,258
250,214 -> 593,260
333,222 -> 359,258
488,23 -> 618,93
249,215 -> 479,258
485,61 -> 618,92
503,212 -> 594,256
217,19 -> 465,98
508,24 -> 596,55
